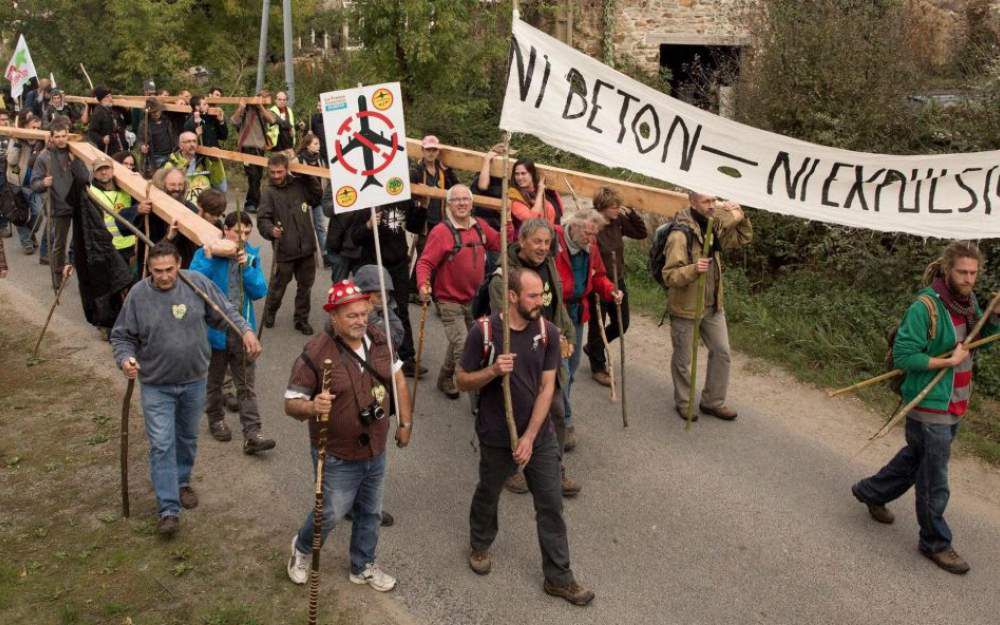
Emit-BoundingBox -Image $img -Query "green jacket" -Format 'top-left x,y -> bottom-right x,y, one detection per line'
893,287 -> 999,411
488,243 -> 574,386
165,151 -> 227,205
661,207 -> 753,319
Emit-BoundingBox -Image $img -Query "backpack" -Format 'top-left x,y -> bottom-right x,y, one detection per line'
884,294 -> 938,395
477,314 -> 548,369
470,266 -> 502,319
0,183 -> 32,228
444,219 -> 487,261
648,220 -> 695,289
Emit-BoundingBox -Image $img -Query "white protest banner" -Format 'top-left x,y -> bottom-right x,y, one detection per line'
500,18 -> 1000,240
321,82 -> 411,214
4,35 -> 38,100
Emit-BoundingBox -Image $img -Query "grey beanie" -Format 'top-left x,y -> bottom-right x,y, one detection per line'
353,264 -> 394,294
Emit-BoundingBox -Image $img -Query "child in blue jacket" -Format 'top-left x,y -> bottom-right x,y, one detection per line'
191,211 -> 275,454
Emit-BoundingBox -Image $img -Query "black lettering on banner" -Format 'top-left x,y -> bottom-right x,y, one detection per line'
928,169 -> 948,213
661,115 -> 702,171
509,36 -> 536,103
844,166 -> 885,211
821,162 -> 851,208
534,55 -> 552,108
955,168 -> 981,212
586,79 -> 614,134
615,89 -> 639,144
631,103 -> 661,154
984,166 -> 999,215
898,169 -> 921,214
562,68 -> 588,120
874,170 -> 906,213
767,152 -> 820,201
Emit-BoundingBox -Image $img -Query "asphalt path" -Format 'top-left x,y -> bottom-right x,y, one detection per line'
4,224 -> 1000,625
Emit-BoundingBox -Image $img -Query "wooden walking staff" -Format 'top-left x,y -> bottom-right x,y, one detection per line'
830,333 -> 1000,398
87,188 -> 247,337
32,272 -> 71,360
499,131 -> 518,452
611,251 -> 628,427
563,175 -> 616,401
120,360 -> 136,518
860,291 -> 1000,452
685,217 -> 715,430
410,285 -> 430,412
308,359 -> 334,625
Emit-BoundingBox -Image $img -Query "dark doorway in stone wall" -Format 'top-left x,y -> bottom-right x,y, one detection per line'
660,44 -> 741,113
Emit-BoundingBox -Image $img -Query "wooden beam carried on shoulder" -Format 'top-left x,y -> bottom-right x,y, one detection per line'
0,127 -> 227,250
64,95 -> 223,117
0,125 -> 82,142
405,139 -> 688,217
195,145 -> 503,210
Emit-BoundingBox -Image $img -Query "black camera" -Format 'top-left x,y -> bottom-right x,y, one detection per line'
358,400 -> 386,427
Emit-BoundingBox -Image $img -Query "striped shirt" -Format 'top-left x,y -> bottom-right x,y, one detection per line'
910,311 -> 972,425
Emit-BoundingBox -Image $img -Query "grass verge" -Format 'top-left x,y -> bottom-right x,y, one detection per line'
0,307 -> 372,625
621,239 -> 1000,466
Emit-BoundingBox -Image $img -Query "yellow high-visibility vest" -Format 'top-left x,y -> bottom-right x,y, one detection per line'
90,185 -> 137,250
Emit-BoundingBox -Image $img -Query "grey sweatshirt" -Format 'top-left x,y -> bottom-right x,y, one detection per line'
30,147 -> 89,217
110,270 -> 251,385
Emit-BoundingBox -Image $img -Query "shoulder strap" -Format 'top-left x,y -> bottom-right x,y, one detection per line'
539,316 -> 548,346
334,335 -> 390,386
473,220 -> 487,246
480,317 -> 492,359
917,294 -> 938,341
298,350 -> 322,392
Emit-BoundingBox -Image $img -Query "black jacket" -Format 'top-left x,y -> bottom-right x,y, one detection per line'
139,116 -> 177,158
349,201 -> 411,267
86,105 -> 128,154
409,160 -> 458,232
183,113 -> 228,148
257,174 -> 324,262
71,183 -> 134,328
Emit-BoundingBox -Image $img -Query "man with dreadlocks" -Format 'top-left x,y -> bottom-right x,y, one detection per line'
851,241 -> 1000,575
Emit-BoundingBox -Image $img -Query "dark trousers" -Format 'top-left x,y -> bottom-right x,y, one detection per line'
585,280 -> 630,372
50,215 -> 72,289
241,147 -> 265,209
469,432 -> 575,586
386,261 -> 415,362
205,331 -> 262,437
265,254 -> 316,324
854,418 -> 958,554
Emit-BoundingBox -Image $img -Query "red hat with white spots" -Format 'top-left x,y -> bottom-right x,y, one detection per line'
323,279 -> 370,312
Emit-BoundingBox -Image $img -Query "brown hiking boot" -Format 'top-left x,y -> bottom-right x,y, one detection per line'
851,484 -> 894,524
921,547 -> 970,575
561,473 -> 581,498
437,370 -> 459,400
158,515 -> 179,538
179,486 -> 199,510
564,426 -> 577,452
469,549 -> 492,575
677,406 -> 698,422
209,420 -> 232,442
700,404 -> 738,421
591,371 -> 612,387
504,472 -> 529,494
543,580 -> 595,606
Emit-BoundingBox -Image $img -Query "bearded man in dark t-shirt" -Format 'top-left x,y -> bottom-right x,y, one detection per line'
457,266 -> 594,607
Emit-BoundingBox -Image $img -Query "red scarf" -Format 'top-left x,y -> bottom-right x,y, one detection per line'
931,276 -> 979,331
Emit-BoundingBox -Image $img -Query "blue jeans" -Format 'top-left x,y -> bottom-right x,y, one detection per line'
312,204 -> 327,254
854,418 -> 958,554
139,379 -> 207,518
561,320 -> 584,428
295,450 -> 386,575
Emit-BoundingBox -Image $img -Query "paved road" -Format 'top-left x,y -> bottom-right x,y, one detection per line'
4,226 -> 1000,625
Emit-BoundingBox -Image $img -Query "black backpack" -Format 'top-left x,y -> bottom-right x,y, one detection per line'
0,183 -> 32,228
444,219 -> 487,261
648,219 -> 695,288
470,266 -> 502,319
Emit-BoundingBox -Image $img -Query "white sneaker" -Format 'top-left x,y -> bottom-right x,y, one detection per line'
349,562 -> 396,592
287,534 -> 309,585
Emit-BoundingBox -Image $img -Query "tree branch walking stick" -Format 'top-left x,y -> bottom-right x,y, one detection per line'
611,251 -> 627,427
308,359 -> 334,625
88,188 -> 246,336
120,359 -> 136,518
685,217 -> 714,431
32,272 -> 71,359
499,131 -> 518,451
410,287 -> 430,412
829,333 -> 1000,397
858,291 -> 1000,453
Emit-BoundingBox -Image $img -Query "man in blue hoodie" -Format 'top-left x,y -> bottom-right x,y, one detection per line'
191,211 -> 275,454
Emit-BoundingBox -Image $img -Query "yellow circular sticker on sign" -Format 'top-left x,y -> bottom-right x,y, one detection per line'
371,88 -> 394,111
336,186 -> 358,208
386,177 -> 404,196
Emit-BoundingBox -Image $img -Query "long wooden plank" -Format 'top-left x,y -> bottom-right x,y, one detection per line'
64,95 -> 223,117
0,126 -> 82,142
113,95 -> 271,106
195,145 -> 503,210
0,125 -> 228,249
405,139 -> 688,217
